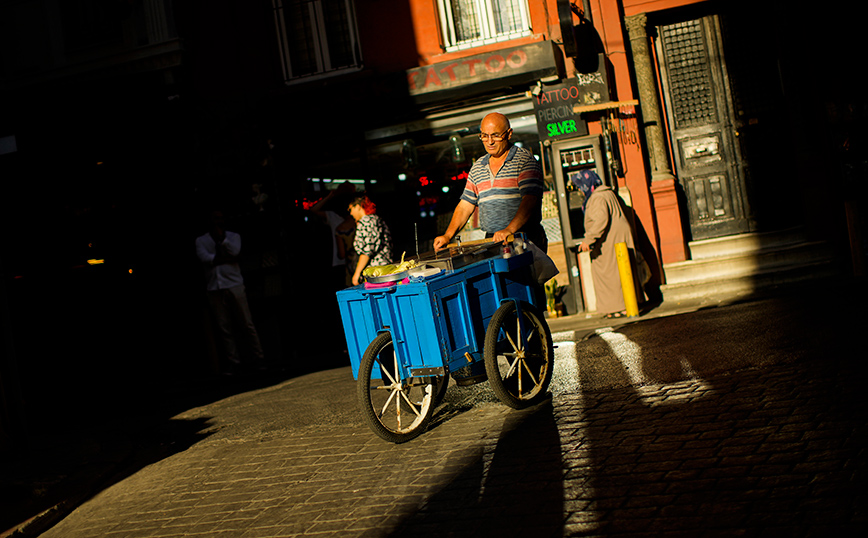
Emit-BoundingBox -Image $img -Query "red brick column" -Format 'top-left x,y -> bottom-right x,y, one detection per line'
650,178 -> 688,265
625,13 -> 688,268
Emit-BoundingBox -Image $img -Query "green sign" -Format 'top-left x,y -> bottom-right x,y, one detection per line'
532,62 -> 610,141
546,119 -> 581,137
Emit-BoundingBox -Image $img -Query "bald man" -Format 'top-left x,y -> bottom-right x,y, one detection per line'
434,113 -> 547,252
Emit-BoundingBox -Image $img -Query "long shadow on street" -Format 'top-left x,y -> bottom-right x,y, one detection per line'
562,291 -> 867,535
388,284 -> 867,536
393,398 -> 565,537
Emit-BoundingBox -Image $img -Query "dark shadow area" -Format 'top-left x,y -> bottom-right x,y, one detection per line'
575,365 -> 866,534
623,203 -> 664,304
569,6 -> 606,76
0,413 -> 215,536
391,398 -> 564,537
425,378 -> 502,434
570,279 -> 867,534
0,250 -> 337,535
0,341 -> 324,536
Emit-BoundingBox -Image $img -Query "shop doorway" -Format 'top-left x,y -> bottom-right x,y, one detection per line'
655,14 -> 753,241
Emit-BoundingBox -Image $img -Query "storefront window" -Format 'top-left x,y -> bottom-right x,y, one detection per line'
299,113 -> 546,255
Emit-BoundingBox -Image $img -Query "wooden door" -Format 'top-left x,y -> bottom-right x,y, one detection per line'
656,15 -> 753,240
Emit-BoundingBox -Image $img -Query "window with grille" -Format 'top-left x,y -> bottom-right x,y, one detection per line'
272,0 -> 362,82
437,0 -> 531,51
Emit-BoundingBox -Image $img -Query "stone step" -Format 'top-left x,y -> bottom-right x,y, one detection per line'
658,227 -> 846,303
687,227 -> 808,260
663,239 -> 836,285
660,258 -> 842,302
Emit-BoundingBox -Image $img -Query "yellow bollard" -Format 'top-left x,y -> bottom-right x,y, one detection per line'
615,242 -> 640,317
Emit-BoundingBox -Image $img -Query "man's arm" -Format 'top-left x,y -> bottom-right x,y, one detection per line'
209,233 -> 241,266
433,200 -> 476,251
195,237 -> 215,265
352,253 -> 370,286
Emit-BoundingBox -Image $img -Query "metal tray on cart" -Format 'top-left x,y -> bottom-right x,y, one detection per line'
414,239 -> 504,272
363,270 -> 410,284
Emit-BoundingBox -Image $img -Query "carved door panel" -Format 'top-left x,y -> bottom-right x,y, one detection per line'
656,15 -> 753,240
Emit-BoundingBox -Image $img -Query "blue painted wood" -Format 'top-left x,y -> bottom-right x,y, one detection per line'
336,251 -> 538,381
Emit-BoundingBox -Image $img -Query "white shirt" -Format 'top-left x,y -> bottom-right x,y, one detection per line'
195,231 -> 245,290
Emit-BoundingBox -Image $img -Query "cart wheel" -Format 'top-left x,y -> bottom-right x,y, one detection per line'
484,301 -> 554,409
357,332 -> 439,443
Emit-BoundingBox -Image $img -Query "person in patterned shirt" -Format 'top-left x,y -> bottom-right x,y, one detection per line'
348,195 -> 394,285
433,112 -> 546,253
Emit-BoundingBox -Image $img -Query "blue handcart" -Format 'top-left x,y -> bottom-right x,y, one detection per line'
336,237 -> 554,443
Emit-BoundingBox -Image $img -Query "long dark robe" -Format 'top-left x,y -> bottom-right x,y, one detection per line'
583,186 -> 635,314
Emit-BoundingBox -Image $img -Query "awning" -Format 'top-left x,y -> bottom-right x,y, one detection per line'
405,41 -> 564,106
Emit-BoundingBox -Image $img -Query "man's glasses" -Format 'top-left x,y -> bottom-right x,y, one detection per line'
478,130 -> 510,142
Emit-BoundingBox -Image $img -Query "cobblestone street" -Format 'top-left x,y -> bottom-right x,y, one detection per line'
33,291 -> 867,537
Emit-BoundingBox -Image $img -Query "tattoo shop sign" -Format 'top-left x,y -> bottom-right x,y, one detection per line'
533,62 -> 610,141
406,41 -> 561,105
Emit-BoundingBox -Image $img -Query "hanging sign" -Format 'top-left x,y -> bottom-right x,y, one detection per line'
406,42 -> 562,105
533,59 -> 610,141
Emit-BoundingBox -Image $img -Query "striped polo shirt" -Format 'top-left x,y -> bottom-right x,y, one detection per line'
460,145 -> 544,233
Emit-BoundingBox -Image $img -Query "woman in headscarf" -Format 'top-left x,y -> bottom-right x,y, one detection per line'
579,183 -> 636,319
348,195 -> 394,286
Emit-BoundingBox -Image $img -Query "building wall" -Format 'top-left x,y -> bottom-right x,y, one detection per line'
345,0 -> 677,277
407,0 -> 561,65
590,0 -> 663,264
622,0 -> 701,16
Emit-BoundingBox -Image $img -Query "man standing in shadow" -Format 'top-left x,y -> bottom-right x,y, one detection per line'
195,210 -> 265,375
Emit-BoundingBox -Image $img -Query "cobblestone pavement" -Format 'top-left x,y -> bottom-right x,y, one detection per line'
33,294 -> 867,538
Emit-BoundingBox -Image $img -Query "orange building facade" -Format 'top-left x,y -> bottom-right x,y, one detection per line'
1,0 -> 857,314
298,0 -> 848,310
285,0 -> 822,313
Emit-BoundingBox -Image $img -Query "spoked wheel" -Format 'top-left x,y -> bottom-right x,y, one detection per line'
483,301 -> 554,409
357,332 -> 440,443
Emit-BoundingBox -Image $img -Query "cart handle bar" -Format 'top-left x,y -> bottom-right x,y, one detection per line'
446,234 -> 514,249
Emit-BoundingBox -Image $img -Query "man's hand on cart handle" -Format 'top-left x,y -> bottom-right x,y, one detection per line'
491,230 -> 514,245
433,235 -> 451,252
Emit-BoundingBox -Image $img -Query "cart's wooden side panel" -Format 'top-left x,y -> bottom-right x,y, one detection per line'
464,270 -> 498,354
336,289 -> 379,380
390,288 -> 442,375
337,281 -> 445,380
435,283 -> 472,355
